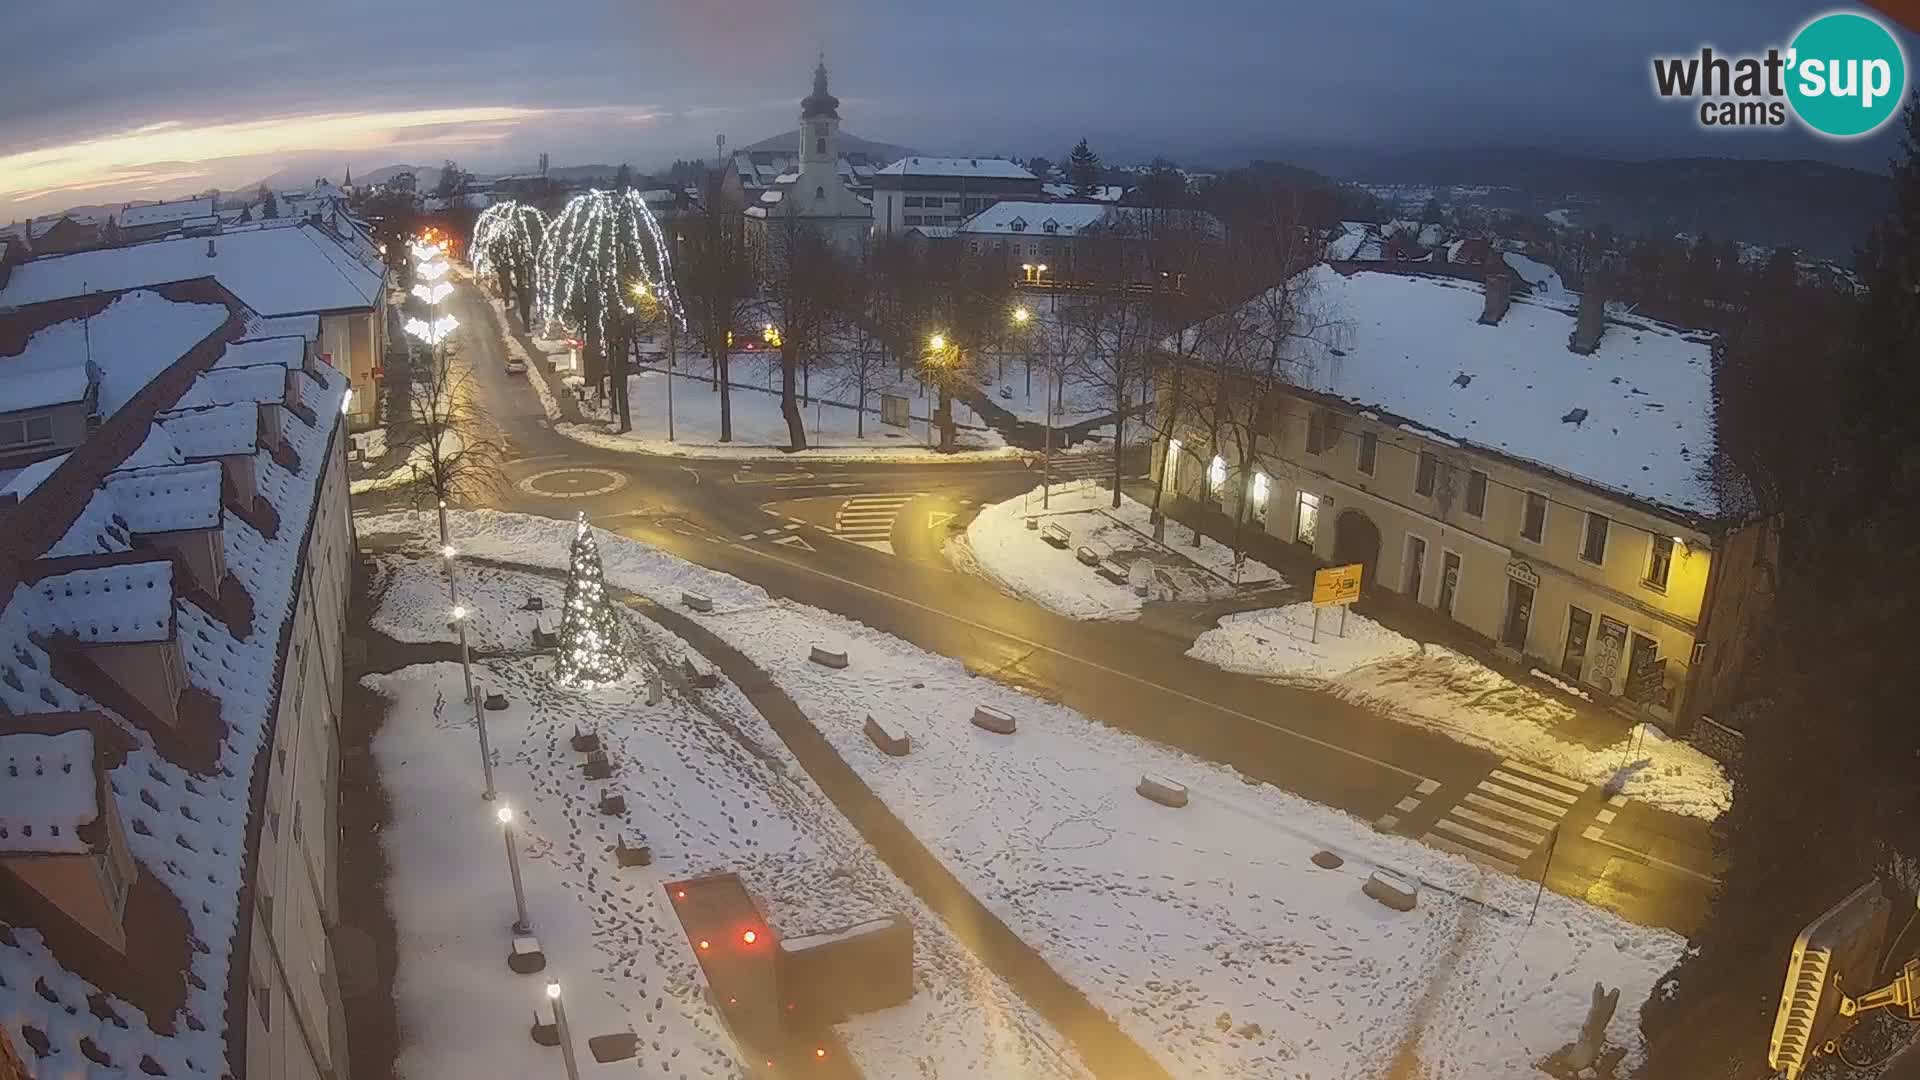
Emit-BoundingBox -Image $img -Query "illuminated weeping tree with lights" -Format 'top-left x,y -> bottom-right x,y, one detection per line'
471,201 -> 546,330
535,188 -> 677,432
554,512 -> 626,686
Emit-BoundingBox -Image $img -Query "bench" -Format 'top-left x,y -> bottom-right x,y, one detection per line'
971,704 -> 1016,735
809,644 -> 849,669
1075,545 -> 1102,567
1040,522 -> 1072,548
864,715 -> 912,756
680,656 -> 719,689
1136,774 -> 1189,808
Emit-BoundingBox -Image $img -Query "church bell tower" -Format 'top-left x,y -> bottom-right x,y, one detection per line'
799,56 -> 840,169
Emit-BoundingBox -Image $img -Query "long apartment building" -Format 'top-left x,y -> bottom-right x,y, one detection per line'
0,240 -> 361,1076
1155,264 -> 1771,733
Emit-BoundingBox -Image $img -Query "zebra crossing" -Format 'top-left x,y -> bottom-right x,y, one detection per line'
1045,452 -> 1115,482
833,493 -> 918,554
1422,760 -> 1586,874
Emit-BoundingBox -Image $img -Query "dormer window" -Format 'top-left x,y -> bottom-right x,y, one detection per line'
0,414 -> 55,449
1043,219 -> 1059,234
1009,217 -> 1027,233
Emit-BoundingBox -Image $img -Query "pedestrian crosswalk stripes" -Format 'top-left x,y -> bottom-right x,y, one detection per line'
833,493 -> 919,554
1421,761 -> 1587,874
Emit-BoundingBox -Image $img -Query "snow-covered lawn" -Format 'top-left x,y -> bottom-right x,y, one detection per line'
1189,603 -> 1732,820
956,480 -> 1283,620
347,429 -> 463,495
1190,601 -> 1422,679
549,351 -> 1015,462
359,509 -> 1687,1080
365,556 -> 1081,1079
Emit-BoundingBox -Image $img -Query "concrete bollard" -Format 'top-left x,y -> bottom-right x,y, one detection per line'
646,673 -> 663,706
971,704 -> 1016,735
682,591 -> 714,613
809,645 -> 849,669
615,834 -> 652,867
1362,869 -> 1419,912
864,715 -> 911,756
1136,774 -> 1189,807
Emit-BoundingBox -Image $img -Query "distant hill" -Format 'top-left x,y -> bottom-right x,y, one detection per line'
738,130 -> 915,163
1237,147 -> 1887,260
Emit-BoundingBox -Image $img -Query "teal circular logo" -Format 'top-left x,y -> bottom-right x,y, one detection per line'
1786,12 -> 1906,138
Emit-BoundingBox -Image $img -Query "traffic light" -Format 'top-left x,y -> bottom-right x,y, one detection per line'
1769,880 -> 1894,1078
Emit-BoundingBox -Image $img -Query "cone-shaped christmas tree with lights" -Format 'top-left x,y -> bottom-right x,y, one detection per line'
555,512 -> 626,685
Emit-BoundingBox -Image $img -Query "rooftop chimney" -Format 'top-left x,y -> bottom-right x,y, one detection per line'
1569,285 -> 1606,354
205,237 -> 217,259
1479,272 -> 1513,325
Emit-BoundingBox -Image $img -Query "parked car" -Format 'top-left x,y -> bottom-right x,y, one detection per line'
505,357 -> 526,374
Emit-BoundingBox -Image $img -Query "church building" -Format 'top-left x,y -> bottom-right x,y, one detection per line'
742,61 -> 874,259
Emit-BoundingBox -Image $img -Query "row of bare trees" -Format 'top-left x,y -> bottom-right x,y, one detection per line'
645,170 -> 1340,541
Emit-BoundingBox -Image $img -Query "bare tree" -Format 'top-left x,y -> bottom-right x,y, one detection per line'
675,171 -> 756,441
759,213 -> 847,450
396,336 -> 508,510
919,245 -> 1016,451
1061,237 -> 1159,507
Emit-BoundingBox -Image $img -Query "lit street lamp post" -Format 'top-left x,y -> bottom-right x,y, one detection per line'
546,982 -> 582,1080
473,691 -> 496,801
450,603 -> 476,706
498,804 -> 531,933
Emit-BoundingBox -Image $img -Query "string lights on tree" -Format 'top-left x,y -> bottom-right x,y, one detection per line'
534,187 -> 683,429
471,201 -> 547,326
554,511 -> 626,686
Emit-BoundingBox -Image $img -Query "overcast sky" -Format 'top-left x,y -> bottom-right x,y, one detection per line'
0,0 -> 1909,218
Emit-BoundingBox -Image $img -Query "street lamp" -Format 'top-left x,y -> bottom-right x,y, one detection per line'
498,804 -> 531,934
546,982 -> 581,1080
450,604 -> 476,706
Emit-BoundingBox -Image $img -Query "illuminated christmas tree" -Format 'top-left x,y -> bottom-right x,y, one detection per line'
554,512 -> 626,686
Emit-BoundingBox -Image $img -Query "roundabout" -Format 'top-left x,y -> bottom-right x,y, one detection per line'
515,466 -> 629,499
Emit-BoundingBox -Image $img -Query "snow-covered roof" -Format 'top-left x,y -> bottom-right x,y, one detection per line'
117,196 -> 215,229
30,559 -> 176,644
0,223 -> 383,316
0,323 -> 349,1075
0,454 -> 69,501
0,730 -> 98,855
1328,221 -> 1384,262
121,425 -> 185,470
214,336 -> 304,372
1,290 -> 230,418
1277,267 -> 1720,517
240,312 -> 320,343
103,461 -> 224,533
1040,183 -> 1127,202
159,401 -> 258,458
874,156 -> 1037,180
176,363 -> 286,409
959,200 -> 1109,236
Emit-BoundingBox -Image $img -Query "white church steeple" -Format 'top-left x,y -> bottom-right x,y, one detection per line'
799,55 -> 840,168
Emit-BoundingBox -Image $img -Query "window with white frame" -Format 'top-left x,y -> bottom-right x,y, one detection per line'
0,414 -> 55,449
1250,471 -> 1271,525
1465,470 -> 1488,517
1521,490 -> 1548,542
1295,491 -> 1321,545
1415,451 -> 1439,496
1645,534 -> 1675,590
1581,511 -> 1610,565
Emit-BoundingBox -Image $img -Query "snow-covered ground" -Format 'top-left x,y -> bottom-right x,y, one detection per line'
1190,601 -> 1422,679
1501,252 -> 1571,302
364,555 -> 1082,1079
348,429 -> 464,495
1189,603 -> 1732,820
551,350 -> 1015,462
358,509 -> 1689,1080
955,480 -> 1283,620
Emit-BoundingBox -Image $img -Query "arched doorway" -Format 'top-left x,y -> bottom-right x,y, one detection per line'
1331,509 -> 1382,590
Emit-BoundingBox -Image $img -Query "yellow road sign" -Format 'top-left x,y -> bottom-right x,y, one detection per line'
1313,563 -> 1364,606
